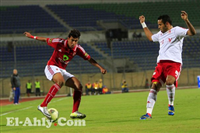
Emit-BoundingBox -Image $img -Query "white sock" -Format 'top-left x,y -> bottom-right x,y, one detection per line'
146,89 -> 157,115
166,84 -> 175,106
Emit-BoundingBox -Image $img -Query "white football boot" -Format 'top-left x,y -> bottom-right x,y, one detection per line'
37,105 -> 52,120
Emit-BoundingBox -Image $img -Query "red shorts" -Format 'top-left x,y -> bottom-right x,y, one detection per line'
151,60 -> 182,87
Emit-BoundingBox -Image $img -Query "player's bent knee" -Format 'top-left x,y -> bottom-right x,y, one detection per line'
76,84 -> 83,91
52,73 -> 65,87
166,79 -> 175,85
151,82 -> 161,92
53,79 -> 65,87
166,75 -> 176,85
57,81 -> 65,87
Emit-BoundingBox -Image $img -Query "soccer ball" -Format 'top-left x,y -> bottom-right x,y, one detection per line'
48,108 -> 59,122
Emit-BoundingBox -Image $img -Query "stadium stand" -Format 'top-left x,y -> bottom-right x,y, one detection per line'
0,5 -> 67,34
73,1 -> 200,29
0,41 -> 106,78
0,1 -> 200,77
94,36 -> 200,70
1,1 -> 200,33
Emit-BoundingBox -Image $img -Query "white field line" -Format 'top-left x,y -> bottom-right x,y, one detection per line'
49,97 -> 68,104
1,97 -> 68,116
0,106 -> 33,116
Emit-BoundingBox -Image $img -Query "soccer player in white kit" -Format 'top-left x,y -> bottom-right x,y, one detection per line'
139,11 -> 196,119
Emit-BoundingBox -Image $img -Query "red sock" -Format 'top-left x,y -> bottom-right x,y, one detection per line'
40,84 -> 60,107
72,90 -> 82,113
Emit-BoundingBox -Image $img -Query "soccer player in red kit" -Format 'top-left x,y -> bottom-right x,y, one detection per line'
24,29 -> 106,120
139,11 -> 196,119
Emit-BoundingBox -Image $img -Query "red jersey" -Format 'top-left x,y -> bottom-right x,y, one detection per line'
46,38 -> 91,69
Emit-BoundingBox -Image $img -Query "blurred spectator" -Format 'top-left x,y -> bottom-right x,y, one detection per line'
121,80 -> 129,93
102,86 -> 111,94
93,81 -> 99,95
85,81 -> 92,95
10,69 -> 21,105
26,80 -> 32,97
35,79 -> 41,96
98,79 -> 103,94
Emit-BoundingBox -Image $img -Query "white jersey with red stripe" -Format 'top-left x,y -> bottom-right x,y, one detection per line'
151,26 -> 188,64
46,38 -> 91,69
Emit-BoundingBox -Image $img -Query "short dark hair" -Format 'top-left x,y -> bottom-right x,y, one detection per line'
68,29 -> 81,38
158,15 -> 172,25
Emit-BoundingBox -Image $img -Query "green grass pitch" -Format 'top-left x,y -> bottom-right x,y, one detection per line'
1,88 -> 200,133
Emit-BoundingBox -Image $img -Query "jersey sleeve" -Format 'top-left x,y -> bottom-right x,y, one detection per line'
151,32 -> 160,42
46,38 -> 61,49
174,26 -> 188,38
76,45 -> 91,60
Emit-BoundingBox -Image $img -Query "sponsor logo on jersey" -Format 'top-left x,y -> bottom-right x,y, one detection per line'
58,57 -> 69,65
63,55 -> 69,61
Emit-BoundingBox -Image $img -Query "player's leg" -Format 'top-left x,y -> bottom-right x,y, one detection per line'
165,64 -> 181,115
166,75 -> 176,116
65,77 -> 86,119
38,65 -> 64,119
140,82 -> 162,119
141,64 -> 163,119
40,72 -> 64,107
38,72 -> 64,119
165,62 -> 181,116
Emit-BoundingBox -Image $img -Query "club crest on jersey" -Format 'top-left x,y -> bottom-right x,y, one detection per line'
49,38 -> 53,43
63,55 -> 69,61
168,38 -> 172,42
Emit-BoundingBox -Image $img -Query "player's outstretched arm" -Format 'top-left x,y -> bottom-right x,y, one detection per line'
181,11 -> 196,36
23,32 -> 47,42
88,58 -> 107,74
139,15 -> 153,41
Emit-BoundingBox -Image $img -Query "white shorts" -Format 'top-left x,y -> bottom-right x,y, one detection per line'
44,65 -> 74,81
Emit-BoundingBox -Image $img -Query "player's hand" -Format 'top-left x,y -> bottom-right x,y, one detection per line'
139,15 -> 145,23
23,32 -> 33,38
13,87 -> 16,90
181,11 -> 188,21
100,68 -> 107,74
